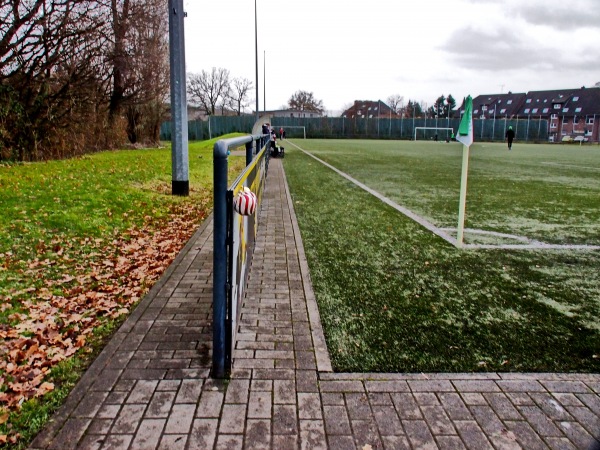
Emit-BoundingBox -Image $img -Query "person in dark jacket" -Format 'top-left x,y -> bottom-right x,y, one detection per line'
505,126 -> 515,150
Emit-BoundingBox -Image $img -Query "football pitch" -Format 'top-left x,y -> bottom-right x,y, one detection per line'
282,139 -> 600,373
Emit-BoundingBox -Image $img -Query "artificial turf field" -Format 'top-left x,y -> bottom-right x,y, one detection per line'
282,139 -> 600,373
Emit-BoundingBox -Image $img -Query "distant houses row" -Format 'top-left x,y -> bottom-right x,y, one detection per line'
467,87 -> 600,143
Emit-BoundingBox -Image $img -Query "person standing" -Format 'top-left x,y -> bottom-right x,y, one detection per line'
279,127 -> 284,139
505,126 -> 515,150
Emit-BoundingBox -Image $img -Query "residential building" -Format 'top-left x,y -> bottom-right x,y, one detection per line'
463,87 -> 600,142
341,100 -> 397,119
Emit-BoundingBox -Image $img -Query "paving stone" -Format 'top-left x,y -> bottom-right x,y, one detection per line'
368,392 -> 393,406
564,405 -> 600,436
365,380 -> 410,393
460,393 -> 488,406
175,379 -> 203,404
497,380 -> 546,393
402,419 -> 439,450
296,370 -> 320,393
130,418 -> 165,450
391,393 -> 423,419
414,392 -> 440,406
327,434 -> 356,450
244,419 -> 271,450
505,420 -> 550,450
517,405 -> 563,437
545,437 -> 577,450
323,405 -> 352,435
247,390 -> 272,419
300,419 -> 327,450
274,379 -> 297,404
372,405 -> 403,436
345,393 -> 373,421
215,434 -> 244,450
320,380 -> 364,393
409,379 -> 455,392
421,405 -> 456,435
321,392 -> 345,406
352,419 -> 383,449
435,435 -> 468,450
187,418 -> 218,450
111,404 -> 146,434
541,381 -> 592,394
219,404 -> 247,434
99,434 -> 134,450
224,379 -> 250,404
272,404 -> 298,435
272,434 -> 299,449
454,420 -> 495,450
439,393 -> 473,420
381,434 -> 411,450
482,393 -> 523,421
146,391 -> 176,418
196,391 -> 224,418
158,434 -> 188,450
47,418 -> 90,450
298,392 -> 322,420
165,404 -> 196,434
452,380 -> 501,393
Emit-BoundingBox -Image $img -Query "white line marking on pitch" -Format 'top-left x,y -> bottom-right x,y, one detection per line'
541,162 -> 600,171
286,140 -> 600,251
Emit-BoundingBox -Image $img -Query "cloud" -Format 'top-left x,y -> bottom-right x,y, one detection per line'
440,27 -> 549,71
512,1 -> 600,30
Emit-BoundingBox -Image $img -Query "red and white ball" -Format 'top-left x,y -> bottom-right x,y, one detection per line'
234,187 -> 257,216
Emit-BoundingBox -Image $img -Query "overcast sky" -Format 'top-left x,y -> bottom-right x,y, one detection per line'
182,0 -> 600,114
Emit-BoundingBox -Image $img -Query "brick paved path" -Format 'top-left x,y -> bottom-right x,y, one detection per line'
31,158 -> 600,449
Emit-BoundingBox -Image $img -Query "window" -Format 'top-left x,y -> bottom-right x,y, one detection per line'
562,108 -> 569,113
551,114 -> 558,119
563,118 -> 569,123
368,107 -> 372,110
507,100 -> 513,104
500,108 -> 506,114
551,123 -> 557,128
526,99 -> 532,103
575,107 -> 582,112
587,117 -> 595,124
524,108 -> 530,113
543,99 -> 548,103
368,114 -> 373,118
586,130 -> 592,135
482,105 -> 488,111
554,104 -> 561,109
474,109 -> 479,114
573,96 -> 579,101
532,108 -> 538,113
543,108 -> 549,113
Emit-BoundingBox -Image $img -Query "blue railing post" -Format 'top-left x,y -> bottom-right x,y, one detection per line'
212,141 -> 229,379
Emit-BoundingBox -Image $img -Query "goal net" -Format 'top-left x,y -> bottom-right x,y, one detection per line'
273,125 -> 306,139
414,127 -> 454,141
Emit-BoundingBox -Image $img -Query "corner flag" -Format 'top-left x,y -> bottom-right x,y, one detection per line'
456,95 -> 473,147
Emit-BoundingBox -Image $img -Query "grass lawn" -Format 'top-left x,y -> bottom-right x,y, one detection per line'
0,135 -> 246,447
283,139 -> 600,373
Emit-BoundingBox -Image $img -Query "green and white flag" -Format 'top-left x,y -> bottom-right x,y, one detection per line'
456,95 -> 473,147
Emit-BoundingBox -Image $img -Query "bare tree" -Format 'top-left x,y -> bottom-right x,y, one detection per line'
387,94 -> 404,115
228,77 -> 253,116
288,90 -> 324,113
122,0 -> 169,143
0,0 -> 109,160
187,67 -> 231,115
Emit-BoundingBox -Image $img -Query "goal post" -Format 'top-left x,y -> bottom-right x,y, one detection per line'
414,127 -> 454,141
272,125 -> 306,139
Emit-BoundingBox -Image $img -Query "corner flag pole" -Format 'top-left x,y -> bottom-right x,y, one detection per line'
456,95 -> 474,247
